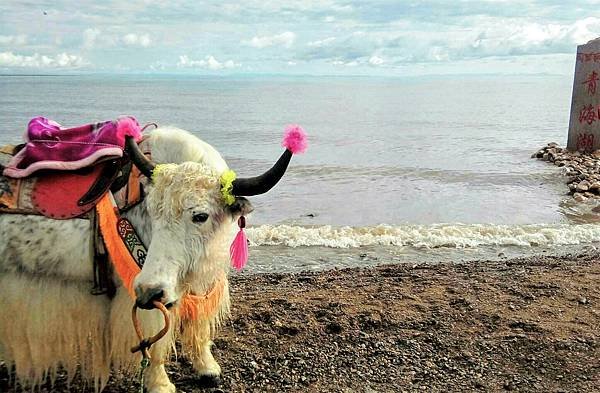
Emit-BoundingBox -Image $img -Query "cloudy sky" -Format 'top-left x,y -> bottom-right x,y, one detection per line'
1,0 -> 599,76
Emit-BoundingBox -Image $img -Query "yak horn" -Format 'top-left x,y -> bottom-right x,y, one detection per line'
231,125 -> 308,196
231,150 -> 293,196
125,136 -> 155,179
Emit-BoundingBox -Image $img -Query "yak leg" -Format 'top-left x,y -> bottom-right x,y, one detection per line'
180,318 -> 221,384
144,343 -> 176,393
109,288 -> 176,393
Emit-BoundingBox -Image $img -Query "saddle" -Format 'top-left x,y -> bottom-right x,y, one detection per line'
0,117 -> 148,219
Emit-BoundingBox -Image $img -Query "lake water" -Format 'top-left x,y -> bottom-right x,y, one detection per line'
2,74 -> 598,272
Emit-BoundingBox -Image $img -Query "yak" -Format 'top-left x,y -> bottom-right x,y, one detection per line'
0,126 -> 304,392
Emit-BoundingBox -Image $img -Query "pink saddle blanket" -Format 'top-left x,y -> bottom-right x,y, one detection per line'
2,116 -> 142,178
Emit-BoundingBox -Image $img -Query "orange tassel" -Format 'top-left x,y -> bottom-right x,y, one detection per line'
178,274 -> 226,321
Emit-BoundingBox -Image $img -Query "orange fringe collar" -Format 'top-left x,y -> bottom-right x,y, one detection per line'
95,193 -> 225,321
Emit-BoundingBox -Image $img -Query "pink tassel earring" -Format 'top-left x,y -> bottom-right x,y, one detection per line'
230,216 -> 248,271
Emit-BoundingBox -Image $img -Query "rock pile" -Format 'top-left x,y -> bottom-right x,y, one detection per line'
533,142 -> 600,201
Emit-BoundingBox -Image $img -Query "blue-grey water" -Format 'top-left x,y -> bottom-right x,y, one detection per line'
1,74 -> 598,272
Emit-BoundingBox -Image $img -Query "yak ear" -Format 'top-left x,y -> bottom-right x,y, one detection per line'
227,197 -> 254,217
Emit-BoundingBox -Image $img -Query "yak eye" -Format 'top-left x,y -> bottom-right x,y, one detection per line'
192,212 -> 209,223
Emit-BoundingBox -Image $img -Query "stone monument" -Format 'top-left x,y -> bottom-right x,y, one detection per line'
567,37 -> 600,151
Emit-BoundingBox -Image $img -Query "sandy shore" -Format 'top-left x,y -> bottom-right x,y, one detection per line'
2,253 -> 600,392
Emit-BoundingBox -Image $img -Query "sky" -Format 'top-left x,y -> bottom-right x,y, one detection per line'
0,0 -> 600,76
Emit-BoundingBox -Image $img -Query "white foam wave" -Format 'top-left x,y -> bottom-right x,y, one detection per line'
246,223 -> 600,249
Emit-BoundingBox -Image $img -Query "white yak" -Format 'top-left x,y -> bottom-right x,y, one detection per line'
0,126 -> 305,392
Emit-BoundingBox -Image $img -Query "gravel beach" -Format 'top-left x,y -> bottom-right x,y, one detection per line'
2,253 -> 599,392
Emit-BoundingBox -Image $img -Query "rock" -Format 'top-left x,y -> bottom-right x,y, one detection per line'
565,176 -> 578,184
325,322 -> 343,334
574,193 -> 587,202
576,181 -> 590,192
578,297 -> 588,305
548,142 -> 559,148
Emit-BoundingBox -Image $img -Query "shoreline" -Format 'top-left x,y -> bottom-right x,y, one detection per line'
2,253 -> 599,392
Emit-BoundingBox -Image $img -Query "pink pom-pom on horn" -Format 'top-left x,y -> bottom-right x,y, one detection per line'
282,124 -> 308,154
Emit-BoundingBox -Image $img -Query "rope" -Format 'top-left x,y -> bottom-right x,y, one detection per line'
131,300 -> 170,392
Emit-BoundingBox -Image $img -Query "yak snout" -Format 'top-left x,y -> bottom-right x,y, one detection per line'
135,283 -> 174,310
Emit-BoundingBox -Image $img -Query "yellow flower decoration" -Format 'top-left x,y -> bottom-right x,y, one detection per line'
151,163 -> 174,183
220,169 -> 237,206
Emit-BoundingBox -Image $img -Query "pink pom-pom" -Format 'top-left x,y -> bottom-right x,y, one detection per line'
282,124 -> 308,154
116,116 -> 142,143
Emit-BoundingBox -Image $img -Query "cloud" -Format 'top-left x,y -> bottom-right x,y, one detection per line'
300,16 -> 600,67
0,0 -> 598,75
177,55 -> 239,70
307,37 -> 336,48
244,32 -> 296,49
122,33 -> 152,47
368,55 -> 384,66
81,29 -> 152,49
303,31 -> 374,62
0,35 -> 27,46
82,28 -> 101,49
0,51 -> 86,69
448,16 -> 600,60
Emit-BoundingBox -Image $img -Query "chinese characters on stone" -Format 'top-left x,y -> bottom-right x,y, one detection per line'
579,104 -> 600,125
576,133 -> 595,151
583,71 -> 598,95
577,68 -> 600,151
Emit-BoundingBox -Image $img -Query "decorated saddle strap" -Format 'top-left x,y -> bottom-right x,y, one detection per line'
116,217 -> 147,268
0,176 -> 19,210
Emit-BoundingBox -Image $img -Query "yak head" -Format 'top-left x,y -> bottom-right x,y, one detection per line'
126,131 -> 301,309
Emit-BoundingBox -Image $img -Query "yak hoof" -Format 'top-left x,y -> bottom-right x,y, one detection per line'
147,382 -> 176,393
196,374 -> 221,388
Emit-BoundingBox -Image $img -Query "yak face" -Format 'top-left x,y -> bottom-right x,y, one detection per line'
133,162 -> 252,309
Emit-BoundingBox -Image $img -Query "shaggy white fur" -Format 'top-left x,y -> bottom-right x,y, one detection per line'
0,127 -> 241,392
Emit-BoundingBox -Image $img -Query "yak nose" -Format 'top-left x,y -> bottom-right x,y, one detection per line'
135,285 -> 165,310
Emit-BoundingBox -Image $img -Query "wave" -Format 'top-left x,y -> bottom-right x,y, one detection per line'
246,223 -> 600,249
